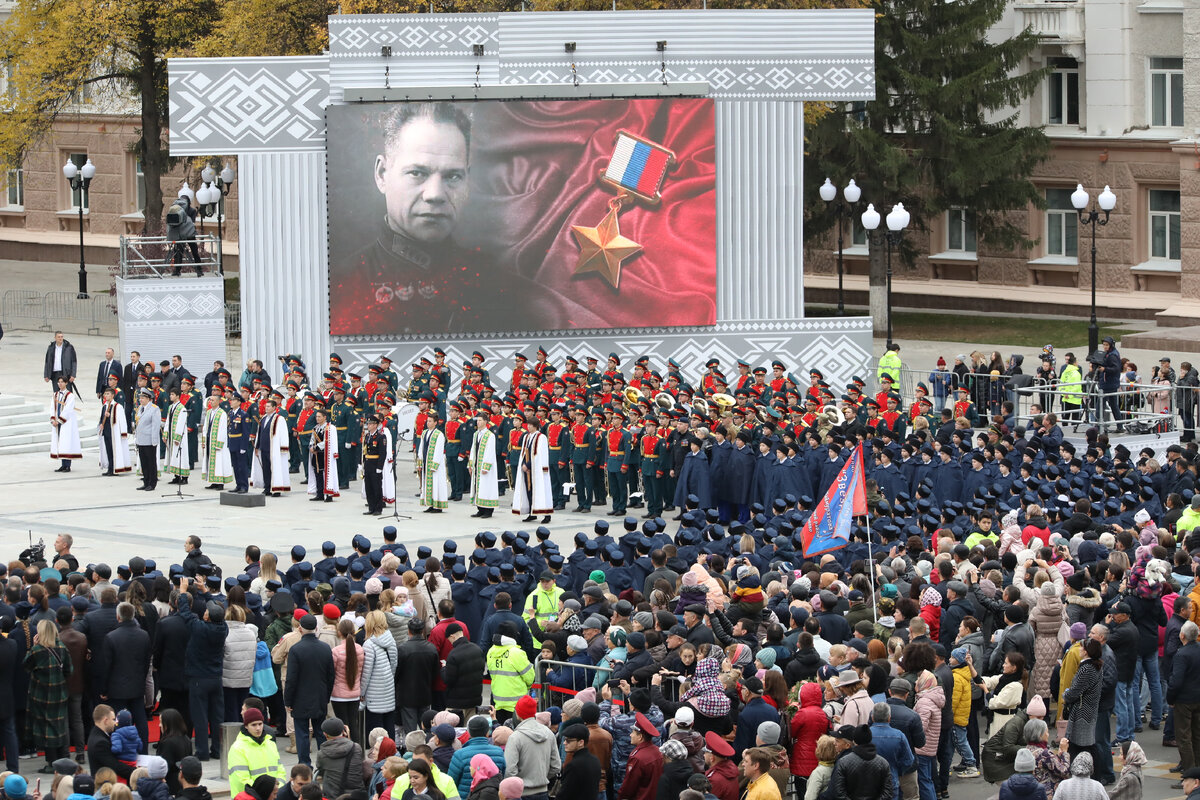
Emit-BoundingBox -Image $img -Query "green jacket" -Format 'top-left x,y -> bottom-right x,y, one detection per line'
878,350 -> 902,386
227,729 -> 286,795
485,642 -> 535,711
1059,363 -> 1083,404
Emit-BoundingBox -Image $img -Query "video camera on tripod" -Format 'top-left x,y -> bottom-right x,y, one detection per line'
19,531 -> 46,566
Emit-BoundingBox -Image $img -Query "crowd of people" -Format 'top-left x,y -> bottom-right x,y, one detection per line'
27,335 -> 1200,800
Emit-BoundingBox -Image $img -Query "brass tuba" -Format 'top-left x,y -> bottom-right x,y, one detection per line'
692,398 -> 710,417
711,392 -> 736,412
654,392 -> 676,411
623,387 -> 644,409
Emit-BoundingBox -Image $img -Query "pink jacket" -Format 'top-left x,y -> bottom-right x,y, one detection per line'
331,640 -> 365,700
914,685 -> 944,757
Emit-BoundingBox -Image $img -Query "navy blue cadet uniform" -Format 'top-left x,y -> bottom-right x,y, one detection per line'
229,402 -> 254,492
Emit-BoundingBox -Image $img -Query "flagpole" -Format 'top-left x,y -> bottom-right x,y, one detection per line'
865,503 -> 878,627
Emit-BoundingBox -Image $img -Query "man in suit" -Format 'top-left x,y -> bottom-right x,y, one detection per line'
121,351 -> 143,396
203,360 -> 225,395
43,330 -> 78,392
96,347 -> 122,399
134,389 -> 163,490
122,351 -> 144,424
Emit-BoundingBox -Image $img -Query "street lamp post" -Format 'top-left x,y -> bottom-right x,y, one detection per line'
818,177 -> 862,315
197,164 -> 236,275
1071,183 -> 1116,356
62,158 -> 96,298
860,202 -> 910,349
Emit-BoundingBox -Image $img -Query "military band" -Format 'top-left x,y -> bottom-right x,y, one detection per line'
87,346 -> 920,523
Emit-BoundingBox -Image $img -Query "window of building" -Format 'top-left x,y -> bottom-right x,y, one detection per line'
1047,58 -> 1079,126
1045,188 -> 1078,259
67,152 -> 89,210
946,208 -> 977,253
1149,189 -> 1181,260
134,156 -> 146,212
850,217 -> 867,247
4,165 -> 22,208
1149,57 -> 1184,127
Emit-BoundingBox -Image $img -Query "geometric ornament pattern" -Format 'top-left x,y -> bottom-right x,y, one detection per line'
191,293 -> 223,316
500,60 -> 874,100
117,284 -> 227,325
330,15 -> 499,56
170,11 -> 874,153
159,294 -> 190,318
125,295 -> 157,321
335,320 -> 873,400
168,57 -> 329,155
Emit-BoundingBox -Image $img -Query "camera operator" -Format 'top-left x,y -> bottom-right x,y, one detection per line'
1178,361 -> 1198,442
1091,335 -> 1124,430
166,195 -> 202,277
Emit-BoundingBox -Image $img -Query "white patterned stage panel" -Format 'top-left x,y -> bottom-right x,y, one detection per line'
116,277 -> 227,372
335,318 -> 872,394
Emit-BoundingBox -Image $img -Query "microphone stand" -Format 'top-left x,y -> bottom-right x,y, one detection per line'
163,441 -> 193,499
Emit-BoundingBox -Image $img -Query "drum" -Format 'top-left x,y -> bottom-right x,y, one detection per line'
394,402 -> 419,440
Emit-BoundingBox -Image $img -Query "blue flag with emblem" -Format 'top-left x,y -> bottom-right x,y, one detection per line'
800,444 -> 868,557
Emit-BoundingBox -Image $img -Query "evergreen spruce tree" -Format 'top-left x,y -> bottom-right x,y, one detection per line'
806,0 -> 1050,333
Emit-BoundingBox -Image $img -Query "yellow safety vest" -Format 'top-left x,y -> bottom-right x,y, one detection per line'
486,643 -> 534,711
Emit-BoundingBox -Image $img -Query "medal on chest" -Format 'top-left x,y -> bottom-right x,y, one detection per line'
571,130 -> 676,290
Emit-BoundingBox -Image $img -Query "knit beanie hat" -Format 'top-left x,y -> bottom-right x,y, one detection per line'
515,695 -> 538,720
1014,749 -> 1036,773
499,778 -> 525,800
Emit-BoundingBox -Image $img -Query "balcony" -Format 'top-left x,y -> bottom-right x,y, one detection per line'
1015,2 -> 1085,45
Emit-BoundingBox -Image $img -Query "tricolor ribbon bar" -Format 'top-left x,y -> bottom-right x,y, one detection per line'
599,131 -> 676,205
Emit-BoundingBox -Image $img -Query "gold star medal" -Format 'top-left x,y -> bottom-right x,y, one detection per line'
572,130 -> 676,290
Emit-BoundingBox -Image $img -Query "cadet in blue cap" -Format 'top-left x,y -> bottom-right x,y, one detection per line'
289,562 -> 315,610
283,545 -> 306,585
313,541 -> 338,584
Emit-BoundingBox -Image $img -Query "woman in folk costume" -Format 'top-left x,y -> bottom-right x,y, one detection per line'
468,409 -> 499,518
419,410 -> 449,513
163,387 -> 192,484
251,399 -> 291,493
308,408 -> 340,501
200,394 -> 234,489
512,419 -> 553,524
50,375 -> 82,471
97,387 -> 132,475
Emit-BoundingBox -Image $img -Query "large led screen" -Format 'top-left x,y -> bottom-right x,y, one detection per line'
327,98 -> 716,336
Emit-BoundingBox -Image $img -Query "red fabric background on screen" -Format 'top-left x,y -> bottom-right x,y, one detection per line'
328,98 -> 716,336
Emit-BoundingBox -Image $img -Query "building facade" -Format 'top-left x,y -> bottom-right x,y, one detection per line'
0,0 -> 239,270
805,0 -> 1199,320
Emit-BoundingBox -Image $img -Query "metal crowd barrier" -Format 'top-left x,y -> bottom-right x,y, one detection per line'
1,289 -> 114,334
226,302 -> 241,337
868,360 -> 1186,435
534,654 -> 684,709
0,289 -> 45,329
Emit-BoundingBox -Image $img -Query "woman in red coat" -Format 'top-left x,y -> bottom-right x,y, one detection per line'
788,682 -> 830,794
919,586 -> 942,644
